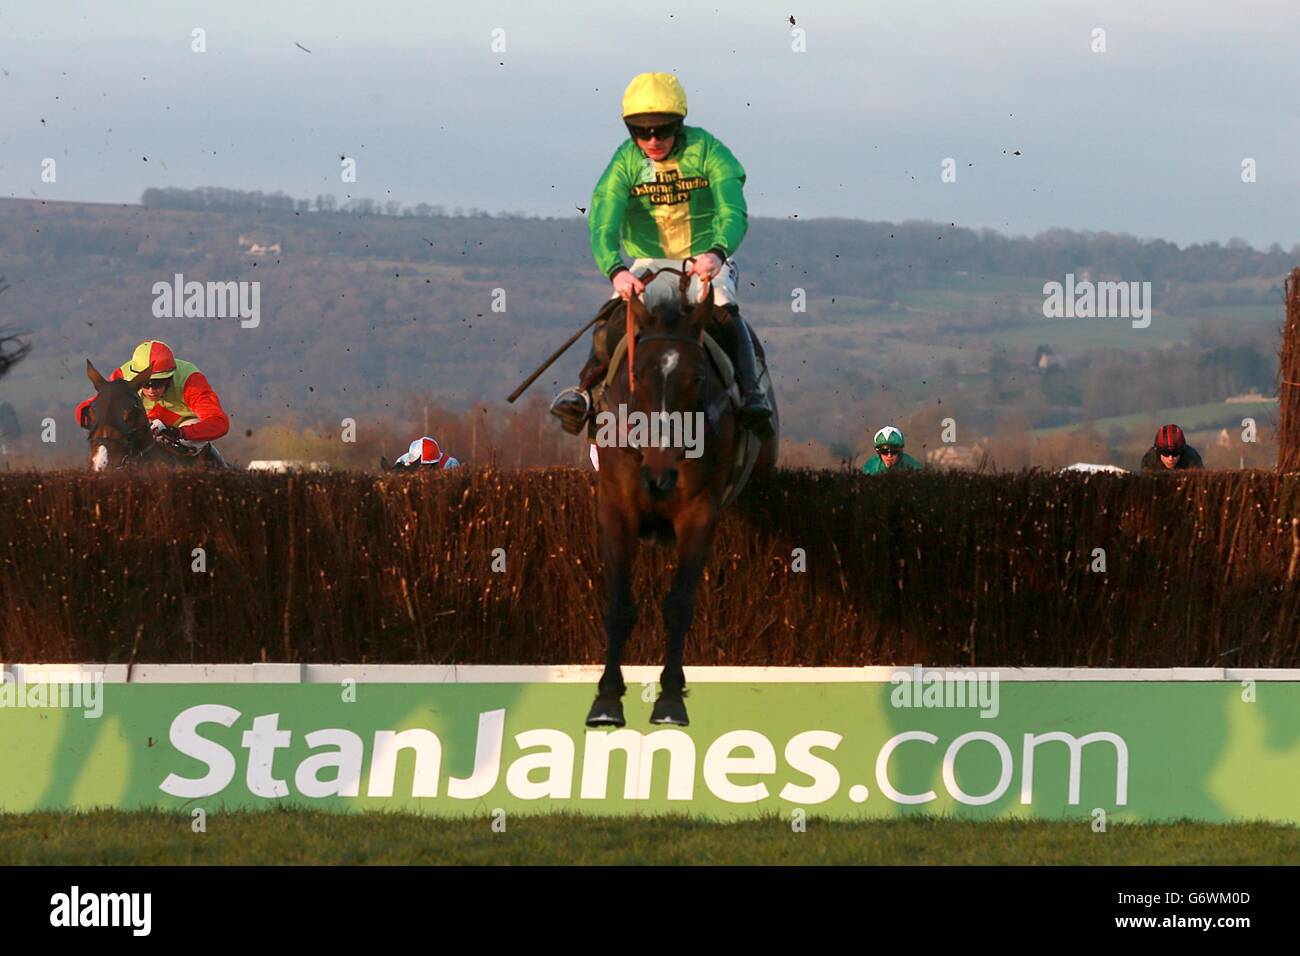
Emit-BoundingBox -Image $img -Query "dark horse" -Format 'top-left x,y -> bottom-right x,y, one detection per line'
587,273 -> 778,727
82,360 -> 224,470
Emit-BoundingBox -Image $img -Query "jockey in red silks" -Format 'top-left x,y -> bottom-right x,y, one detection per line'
75,340 -> 230,451
394,436 -> 461,469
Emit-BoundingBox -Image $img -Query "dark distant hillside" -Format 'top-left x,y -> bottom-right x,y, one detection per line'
0,191 -> 1287,469
133,186 -> 1300,298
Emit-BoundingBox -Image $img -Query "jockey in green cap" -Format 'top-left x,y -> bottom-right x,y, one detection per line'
862,426 -> 923,474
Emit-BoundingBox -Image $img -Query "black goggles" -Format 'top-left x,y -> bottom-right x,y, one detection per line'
626,121 -> 681,142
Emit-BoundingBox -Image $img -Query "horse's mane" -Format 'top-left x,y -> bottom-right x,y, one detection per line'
640,296 -> 693,335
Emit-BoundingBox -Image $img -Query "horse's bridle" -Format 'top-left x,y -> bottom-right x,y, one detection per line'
638,259 -> 708,312
627,332 -> 733,434
89,430 -> 151,468
616,259 -> 732,434
635,331 -> 705,350
85,394 -> 155,468
622,257 -> 715,386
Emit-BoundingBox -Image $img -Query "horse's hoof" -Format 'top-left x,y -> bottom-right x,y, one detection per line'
650,695 -> 689,726
586,697 -> 626,728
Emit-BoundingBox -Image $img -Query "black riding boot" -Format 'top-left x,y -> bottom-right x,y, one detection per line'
551,306 -> 626,438
550,346 -> 602,435
551,299 -> 632,434
712,308 -> 774,439
551,297 -> 630,435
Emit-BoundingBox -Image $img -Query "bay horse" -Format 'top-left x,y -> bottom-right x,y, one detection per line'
587,268 -> 778,727
82,360 -> 224,470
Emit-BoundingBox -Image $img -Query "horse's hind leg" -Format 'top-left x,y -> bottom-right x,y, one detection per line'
587,501 -> 638,728
652,505 -> 718,726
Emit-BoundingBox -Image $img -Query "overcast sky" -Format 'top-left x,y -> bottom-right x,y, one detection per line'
2,0 -> 1297,248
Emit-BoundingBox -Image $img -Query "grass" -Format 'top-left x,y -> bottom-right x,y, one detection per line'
1,810 -> 1298,865
896,287 -> 1041,312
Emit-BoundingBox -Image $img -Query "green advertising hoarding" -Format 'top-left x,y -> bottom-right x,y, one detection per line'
0,676 -> 1297,821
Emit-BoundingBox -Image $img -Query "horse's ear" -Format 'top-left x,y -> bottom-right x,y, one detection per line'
86,360 -> 108,391
687,294 -> 718,335
125,365 -> 153,389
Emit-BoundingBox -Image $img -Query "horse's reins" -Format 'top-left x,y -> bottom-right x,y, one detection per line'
625,259 -> 709,394
608,261 -> 737,435
505,258 -> 713,403
87,392 -> 180,467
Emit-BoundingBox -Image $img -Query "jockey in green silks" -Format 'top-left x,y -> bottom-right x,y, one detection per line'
862,426 -> 923,474
550,72 -> 773,438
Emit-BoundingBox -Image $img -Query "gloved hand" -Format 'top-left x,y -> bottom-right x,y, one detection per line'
150,419 -> 183,441
691,253 -> 722,302
611,270 -> 645,301
691,252 -> 723,282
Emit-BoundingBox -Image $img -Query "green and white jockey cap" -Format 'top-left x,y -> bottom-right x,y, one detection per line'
874,426 -> 905,449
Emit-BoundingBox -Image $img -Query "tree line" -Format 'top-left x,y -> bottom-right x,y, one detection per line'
141,187 -> 531,221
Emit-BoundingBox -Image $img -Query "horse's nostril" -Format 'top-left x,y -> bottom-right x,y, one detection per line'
639,466 -> 678,497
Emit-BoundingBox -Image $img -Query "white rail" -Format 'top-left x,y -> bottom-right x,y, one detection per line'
1,664 -> 1297,683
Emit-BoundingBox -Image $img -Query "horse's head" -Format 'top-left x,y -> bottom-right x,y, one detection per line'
378,455 -> 424,472
83,360 -> 155,471
616,288 -> 722,499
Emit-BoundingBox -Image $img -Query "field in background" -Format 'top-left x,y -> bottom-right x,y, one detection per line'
1034,399 -> 1277,439
1,810 -> 1296,865
0,198 -> 1286,472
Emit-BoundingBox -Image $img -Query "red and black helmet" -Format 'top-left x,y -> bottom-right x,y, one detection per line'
1155,424 -> 1186,453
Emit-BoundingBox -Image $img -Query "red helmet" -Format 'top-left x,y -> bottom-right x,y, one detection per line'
127,340 -> 177,379
1155,424 -> 1185,453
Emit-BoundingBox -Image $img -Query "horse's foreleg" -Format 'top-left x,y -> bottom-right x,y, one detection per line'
588,499 -> 638,727
653,503 -> 718,725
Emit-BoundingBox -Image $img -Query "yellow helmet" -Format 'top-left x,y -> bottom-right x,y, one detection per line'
622,73 -> 688,119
